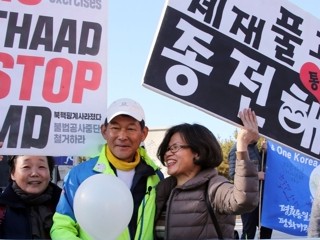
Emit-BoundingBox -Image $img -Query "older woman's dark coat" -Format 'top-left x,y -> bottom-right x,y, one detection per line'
0,182 -> 61,239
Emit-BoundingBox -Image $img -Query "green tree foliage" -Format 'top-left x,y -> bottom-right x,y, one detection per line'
217,130 -> 237,179
217,129 -> 266,180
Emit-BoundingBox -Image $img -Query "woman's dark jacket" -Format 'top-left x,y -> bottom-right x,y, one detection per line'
0,181 -> 62,239
155,152 -> 259,240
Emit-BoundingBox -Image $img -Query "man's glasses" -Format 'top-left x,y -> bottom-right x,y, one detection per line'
166,144 -> 190,154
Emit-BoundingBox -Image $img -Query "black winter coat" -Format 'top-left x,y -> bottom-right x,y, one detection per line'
0,182 -> 61,239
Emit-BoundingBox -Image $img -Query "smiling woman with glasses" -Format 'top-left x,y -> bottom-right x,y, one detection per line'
154,108 -> 260,240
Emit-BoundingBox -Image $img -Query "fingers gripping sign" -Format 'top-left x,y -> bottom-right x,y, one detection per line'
237,108 -> 260,152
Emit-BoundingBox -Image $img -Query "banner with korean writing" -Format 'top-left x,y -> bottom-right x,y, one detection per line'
0,0 -> 107,156
143,0 -> 320,159
261,140 -> 318,236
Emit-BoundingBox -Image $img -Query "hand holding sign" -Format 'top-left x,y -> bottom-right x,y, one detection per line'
74,174 -> 133,240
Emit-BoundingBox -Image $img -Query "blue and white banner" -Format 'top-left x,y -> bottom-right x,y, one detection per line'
261,140 -> 319,236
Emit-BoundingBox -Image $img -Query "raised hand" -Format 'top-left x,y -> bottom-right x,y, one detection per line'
237,108 -> 259,152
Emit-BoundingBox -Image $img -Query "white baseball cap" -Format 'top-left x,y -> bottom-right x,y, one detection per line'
106,98 -> 145,122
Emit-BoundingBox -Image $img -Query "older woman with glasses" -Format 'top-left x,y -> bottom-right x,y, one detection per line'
154,108 -> 260,240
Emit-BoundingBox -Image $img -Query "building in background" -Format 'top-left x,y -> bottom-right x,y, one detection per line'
144,128 -> 168,177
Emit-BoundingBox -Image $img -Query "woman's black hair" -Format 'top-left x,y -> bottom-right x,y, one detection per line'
8,155 -> 55,178
157,123 -> 223,169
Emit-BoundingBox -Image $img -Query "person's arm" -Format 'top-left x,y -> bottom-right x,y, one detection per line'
213,109 -> 260,215
232,108 -> 260,213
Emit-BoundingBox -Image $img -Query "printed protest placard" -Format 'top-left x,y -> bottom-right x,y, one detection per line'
143,0 -> 320,159
0,0 -> 107,156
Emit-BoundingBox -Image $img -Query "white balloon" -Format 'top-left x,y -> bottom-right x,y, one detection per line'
74,174 -> 133,240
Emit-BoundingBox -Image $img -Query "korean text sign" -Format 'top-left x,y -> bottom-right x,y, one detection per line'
143,0 -> 320,159
0,0 -> 107,156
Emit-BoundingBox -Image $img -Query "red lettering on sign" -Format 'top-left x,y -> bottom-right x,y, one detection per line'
73,61 -> 102,103
0,53 -> 14,99
17,55 -> 45,100
18,0 -> 41,5
43,58 -> 73,103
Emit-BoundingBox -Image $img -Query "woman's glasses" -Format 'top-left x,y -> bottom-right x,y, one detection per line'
166,144 -> 190,154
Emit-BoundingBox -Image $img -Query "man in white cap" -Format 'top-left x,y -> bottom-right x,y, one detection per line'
51,98 -> 164,240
